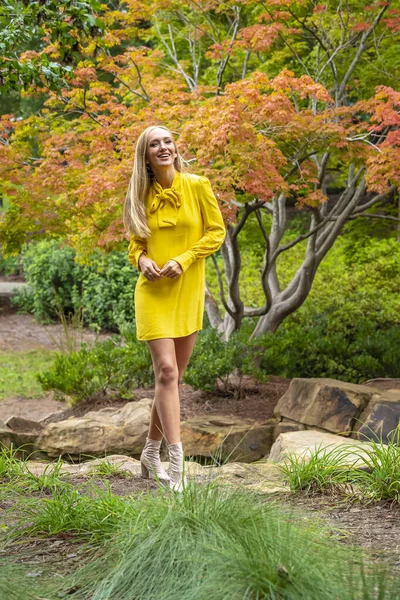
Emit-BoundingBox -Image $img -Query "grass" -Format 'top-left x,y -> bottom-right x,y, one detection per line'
0,445 -> 29,479
0,348 -> 56,400
89,457 -> 130,479
349,432 -> 400,503
61,482 -> 398,600
279,429 -> 400,504
278,443 -> 362,494
1,451 -> 400,599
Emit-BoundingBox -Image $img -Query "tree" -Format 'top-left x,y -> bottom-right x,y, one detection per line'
1,0 -> 399,338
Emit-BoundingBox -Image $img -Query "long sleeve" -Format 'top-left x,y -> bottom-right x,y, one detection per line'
128,235 -> 147,272
172,177 -> 226,273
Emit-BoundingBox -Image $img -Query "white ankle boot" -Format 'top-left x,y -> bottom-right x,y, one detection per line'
167,442 -> 187,492
140,438 -> 170,486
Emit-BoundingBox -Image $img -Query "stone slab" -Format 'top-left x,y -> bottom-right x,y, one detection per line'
269,430 -> 375,467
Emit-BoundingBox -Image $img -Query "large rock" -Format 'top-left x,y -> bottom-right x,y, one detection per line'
269,430 -> 374,466
0,426 -> 40,456
352,391 -> 400,443
38,399 -> 152,458
181,415 -> 274,463
274,378 -> 384,436
210,461 -> 286,494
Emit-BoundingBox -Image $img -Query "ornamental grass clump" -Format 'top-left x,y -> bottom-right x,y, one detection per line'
350,427 -> 400,503
279,429 -> 400,505
14,482 -> 137,542
62,481 -> 397,600
278,444 -> 362,494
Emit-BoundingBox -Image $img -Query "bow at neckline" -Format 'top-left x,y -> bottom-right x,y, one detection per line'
149,173 -> 182,228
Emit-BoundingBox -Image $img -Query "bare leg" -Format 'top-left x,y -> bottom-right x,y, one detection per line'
174,331 -> 198,384
146,332 -> 198,443
147,338 -> 180,444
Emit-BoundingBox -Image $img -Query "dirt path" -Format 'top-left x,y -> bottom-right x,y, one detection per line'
0,307 -> 108,352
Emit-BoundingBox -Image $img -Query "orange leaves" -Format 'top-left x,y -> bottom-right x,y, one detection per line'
236,24 -> 282,52
70,67 -> 97,88
366,146 -> 400,193
271,70 -> 334,103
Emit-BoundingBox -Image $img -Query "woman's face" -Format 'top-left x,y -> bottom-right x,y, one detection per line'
146,128 -> 177,171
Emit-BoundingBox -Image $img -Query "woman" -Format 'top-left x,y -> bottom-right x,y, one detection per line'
124,125 -> 226,492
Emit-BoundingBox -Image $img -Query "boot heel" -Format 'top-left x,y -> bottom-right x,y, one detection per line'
140,462 -> 150,478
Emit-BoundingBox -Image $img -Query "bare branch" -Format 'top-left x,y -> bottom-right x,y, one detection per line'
211,254 -> 235,318
337,2 -> 391,104
154,19 -> 196,90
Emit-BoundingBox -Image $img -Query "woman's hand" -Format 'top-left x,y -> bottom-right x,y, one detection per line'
138,254 -> 162,281
160,260 -> 183,279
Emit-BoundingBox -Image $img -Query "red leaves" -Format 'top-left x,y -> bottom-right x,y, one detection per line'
352,22 -> 372,32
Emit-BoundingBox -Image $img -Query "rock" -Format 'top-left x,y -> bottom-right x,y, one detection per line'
209,461 -> 286,494
181,415 -> 274,463
5,416 -> 44,433
37,399 -> 152,458
0,427 -> 40,456
0,427 -> 12,448
352,391 -> 400,443
269,430 -> 374,466
274,378 -> 383,436
273,417 -> 306,440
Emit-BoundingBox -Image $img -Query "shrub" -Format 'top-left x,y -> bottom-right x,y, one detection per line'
183,327 -> 267,396
256,321 -> 400,383
12,238 -> 138,331
37,325 -> 153,405
12,239 -> 77,321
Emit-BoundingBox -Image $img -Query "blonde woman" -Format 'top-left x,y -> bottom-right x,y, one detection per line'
124,125 -> 226,492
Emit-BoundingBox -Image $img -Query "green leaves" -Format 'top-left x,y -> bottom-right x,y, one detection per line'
0,0 -> 106,93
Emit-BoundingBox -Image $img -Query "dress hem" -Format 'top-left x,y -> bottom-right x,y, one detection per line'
137,327 -> 201,341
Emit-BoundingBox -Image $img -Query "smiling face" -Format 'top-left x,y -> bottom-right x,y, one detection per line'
146,127 -> 178,172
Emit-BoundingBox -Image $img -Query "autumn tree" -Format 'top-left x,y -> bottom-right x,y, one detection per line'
0,0 -> 399,338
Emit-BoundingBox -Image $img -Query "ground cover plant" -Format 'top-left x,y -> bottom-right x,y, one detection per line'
1,450 -> 400,600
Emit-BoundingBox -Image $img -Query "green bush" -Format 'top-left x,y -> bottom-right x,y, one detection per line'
37,325 -> 153,405
183,327 -> 267,396
11,238 -> 138,330
11,238 -> 78,321
256,321 -> 400,383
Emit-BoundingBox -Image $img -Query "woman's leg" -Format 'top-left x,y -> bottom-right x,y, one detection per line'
174,331 -> 198,383
147,338 -> 180,444
146,332 -> 198,442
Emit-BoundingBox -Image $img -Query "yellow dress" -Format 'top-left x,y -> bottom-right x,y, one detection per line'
128,170 -> 226,340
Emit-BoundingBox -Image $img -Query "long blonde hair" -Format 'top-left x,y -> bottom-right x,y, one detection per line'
123,125 -> 184,238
